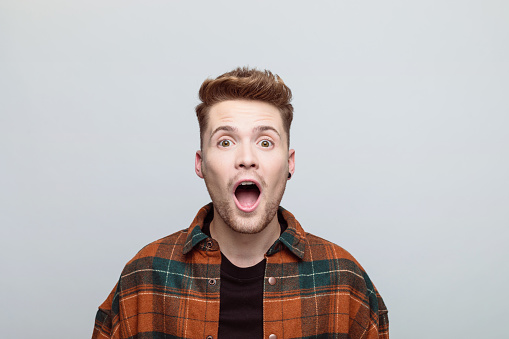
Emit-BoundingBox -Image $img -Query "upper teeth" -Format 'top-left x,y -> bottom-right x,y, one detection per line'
240,181 -> 254,185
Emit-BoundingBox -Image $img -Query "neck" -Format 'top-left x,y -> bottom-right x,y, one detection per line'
209,211 -> 280,268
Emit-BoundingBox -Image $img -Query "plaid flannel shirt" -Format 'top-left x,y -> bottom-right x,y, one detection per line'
93,204 -> 389,338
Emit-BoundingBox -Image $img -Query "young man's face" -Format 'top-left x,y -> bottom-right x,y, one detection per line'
195,100 -> 295,234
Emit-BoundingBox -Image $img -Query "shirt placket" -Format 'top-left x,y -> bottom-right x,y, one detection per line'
263,250 -> 284,339
184,239 -> 221,339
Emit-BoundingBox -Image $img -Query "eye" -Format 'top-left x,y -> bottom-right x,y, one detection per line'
219,139 -> 232,147
259,140 -> 273,148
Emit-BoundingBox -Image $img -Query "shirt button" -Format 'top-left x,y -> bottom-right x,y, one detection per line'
208,279 -> 216,286
268,334 -> 277,339
206,240 -> 213,249
268,277 -> 276,285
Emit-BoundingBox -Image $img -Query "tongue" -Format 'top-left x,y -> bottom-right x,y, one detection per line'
236,188 -> 259,207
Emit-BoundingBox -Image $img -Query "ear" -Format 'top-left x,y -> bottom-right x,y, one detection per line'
195,150 -> 204,178
288,149 -> 295,179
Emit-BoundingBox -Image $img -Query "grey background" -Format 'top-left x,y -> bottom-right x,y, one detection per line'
1,0 -> 508,338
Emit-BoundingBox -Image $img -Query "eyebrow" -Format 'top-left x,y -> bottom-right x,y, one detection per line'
209,125 -> 281,142
253,125 -> 281,138
209,125 -> 238,143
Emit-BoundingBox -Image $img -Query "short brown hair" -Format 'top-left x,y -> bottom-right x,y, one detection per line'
195,67 -> 293,148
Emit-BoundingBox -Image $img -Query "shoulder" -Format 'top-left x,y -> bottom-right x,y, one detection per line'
303,231 -> 389,320
302,232 -> 377,294
120,228 -> 190,276
303,232 -> 360,266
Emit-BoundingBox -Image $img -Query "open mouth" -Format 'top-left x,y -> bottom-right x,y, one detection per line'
233,180 -> 261,212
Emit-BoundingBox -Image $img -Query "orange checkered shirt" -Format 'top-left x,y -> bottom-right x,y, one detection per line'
93,204 -> 389,338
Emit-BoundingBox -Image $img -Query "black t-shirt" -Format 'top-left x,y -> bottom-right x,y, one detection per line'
218,253 -> 265,338
202,211 -> 287,338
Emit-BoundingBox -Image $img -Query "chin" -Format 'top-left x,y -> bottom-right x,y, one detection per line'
229,216 -> 269,234
216,200 -> 280,235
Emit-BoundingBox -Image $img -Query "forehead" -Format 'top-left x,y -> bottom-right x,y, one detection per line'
206,100 -> 284,131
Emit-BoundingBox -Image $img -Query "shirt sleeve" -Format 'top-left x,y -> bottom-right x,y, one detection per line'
375,287 -> 389,338
92,283 -> 118,339
360,269 -> 389,339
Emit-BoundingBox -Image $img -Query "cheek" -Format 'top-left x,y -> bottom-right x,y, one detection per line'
265,157 -> 289,179
203,158 -> 229,183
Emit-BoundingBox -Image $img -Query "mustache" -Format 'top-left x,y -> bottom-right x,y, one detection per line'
227,173 -> 267,190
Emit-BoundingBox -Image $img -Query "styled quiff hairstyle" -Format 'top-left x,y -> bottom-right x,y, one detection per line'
195,67 -> 293,148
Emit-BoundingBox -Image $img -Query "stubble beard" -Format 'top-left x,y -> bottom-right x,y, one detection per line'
205,178 -> 287,235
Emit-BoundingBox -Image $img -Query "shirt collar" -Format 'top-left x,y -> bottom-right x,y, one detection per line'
182,203 -> 306,259
182,204 -> 212,254
267,207 -> 306,259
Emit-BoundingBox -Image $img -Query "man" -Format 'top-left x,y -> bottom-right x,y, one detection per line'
93,67 -> 389,338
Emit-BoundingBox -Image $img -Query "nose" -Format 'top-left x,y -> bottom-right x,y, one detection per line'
235,143 -> 258,170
